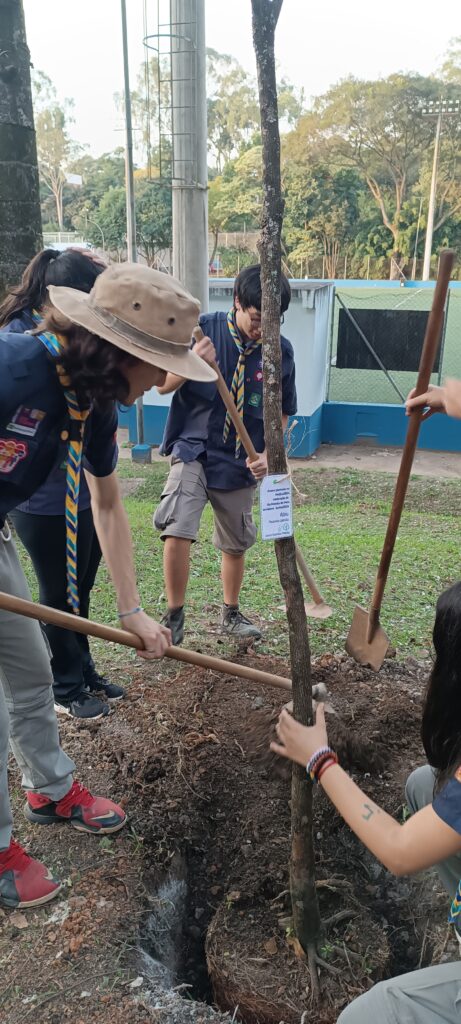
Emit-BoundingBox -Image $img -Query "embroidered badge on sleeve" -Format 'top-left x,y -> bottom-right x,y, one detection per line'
7,406 -> 46,437
0,438 -> 28,474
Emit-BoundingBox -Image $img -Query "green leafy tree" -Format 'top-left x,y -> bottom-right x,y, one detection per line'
135,179 -> 172,266
32,71 -> 81,229
114,55 -> 170,173
283,161 -> 364,276
207,49 -> 260,170
93,178 -> 171,265
91,186 -> 126,258
207,49 -> 303,171
441,37 -> 461,84
292,75 -> 444,276
65,150 -> 126,238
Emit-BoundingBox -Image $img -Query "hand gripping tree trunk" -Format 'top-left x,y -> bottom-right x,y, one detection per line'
251,0 -> 321,988
0,0 -> 42,297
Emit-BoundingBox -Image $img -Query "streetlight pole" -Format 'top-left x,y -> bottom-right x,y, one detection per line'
121,0 -> 137,265
85,213 -> 106,253
120,0 -> 146,452
421,99 -> 460,281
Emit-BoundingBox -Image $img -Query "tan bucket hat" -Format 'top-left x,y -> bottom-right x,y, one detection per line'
47,263 -> 217,383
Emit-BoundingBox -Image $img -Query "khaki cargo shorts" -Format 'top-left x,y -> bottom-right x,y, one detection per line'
154,460 -> 257,555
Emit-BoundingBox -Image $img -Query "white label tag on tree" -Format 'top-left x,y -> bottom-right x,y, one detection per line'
259,474 -> 293,541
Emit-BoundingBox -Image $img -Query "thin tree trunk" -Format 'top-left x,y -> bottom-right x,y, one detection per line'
251,0 -> 321,967
0,0 -> 42,296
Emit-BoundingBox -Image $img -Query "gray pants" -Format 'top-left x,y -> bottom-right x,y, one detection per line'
337,765 -> 461,1022
0,528 -> 74,850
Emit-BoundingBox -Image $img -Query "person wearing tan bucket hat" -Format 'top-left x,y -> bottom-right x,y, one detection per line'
48,263 -> 217,382
0,263 -> 216,911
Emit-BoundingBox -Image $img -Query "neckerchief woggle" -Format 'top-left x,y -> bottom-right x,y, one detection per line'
36,322 -> 90,614
223,309 -> 262,458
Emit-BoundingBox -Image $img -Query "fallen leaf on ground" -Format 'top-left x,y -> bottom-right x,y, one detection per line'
9,911 -> 28,929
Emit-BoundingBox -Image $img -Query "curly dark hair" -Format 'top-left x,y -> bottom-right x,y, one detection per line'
421,581 -> 461,791
35,309 -> 138,409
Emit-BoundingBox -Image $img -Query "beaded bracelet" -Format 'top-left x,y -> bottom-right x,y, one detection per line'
316,755 -> 339,784
306,746 -> 332,778
309,751 -> 336,783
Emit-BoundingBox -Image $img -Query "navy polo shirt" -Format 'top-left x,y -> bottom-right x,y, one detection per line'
160,311 -> 297,490
2,311 -> 93,515
433,774 -> 461,836
0,331 -> 118,526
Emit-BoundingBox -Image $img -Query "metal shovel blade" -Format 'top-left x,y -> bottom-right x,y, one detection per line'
278,600 -> 333,619
303,600 -> 333,620
345,605 -> 389,672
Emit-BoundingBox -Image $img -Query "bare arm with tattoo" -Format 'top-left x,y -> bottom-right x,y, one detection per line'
270,705 -> 461,877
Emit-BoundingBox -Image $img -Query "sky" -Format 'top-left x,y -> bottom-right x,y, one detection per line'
23,0 -> 460,157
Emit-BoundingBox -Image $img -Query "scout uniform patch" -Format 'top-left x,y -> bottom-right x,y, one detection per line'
7,406 -> 46,437
0,438 -> 28,474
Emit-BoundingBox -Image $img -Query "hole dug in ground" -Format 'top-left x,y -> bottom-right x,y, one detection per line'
124,654 -> 454,1024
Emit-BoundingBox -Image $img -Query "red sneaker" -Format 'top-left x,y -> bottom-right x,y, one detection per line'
0,837 -> 61,909
24,780 -> 127,835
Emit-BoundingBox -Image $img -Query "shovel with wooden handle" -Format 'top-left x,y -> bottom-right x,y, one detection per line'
0,590 -> 292,693
345,249 -> 455,672
192,328 -> 332,619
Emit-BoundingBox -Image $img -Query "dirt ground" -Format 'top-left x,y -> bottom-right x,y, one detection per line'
1,650 -> 456,1024
118,428 -> 461,479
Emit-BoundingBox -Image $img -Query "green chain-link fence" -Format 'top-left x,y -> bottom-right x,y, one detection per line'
327,286 -> 461,405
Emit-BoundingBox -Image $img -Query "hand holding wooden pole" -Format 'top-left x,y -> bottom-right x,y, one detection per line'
0,590 -> 292,692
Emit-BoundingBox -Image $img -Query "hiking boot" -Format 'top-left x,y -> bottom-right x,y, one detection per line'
54,691 -> 109,720
84,666 -> 125,702
0,837 -> 61,909
24,780 -> 127,835
161,606 -> 185,645
221,605 -> 262,640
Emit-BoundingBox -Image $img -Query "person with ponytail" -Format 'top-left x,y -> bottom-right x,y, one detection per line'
271,583 -> 461,1022
0,261 -> 214,909
0,248 -> 125,720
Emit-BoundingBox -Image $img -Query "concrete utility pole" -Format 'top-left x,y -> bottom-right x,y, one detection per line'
421,99 -> 460,282
170,0 -> 208,310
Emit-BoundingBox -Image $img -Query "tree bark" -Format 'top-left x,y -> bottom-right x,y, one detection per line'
251,0 -> 321,959
0,0 -> 42,296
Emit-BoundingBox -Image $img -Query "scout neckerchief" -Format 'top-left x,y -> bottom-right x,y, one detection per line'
37,329 -> 90,614
223,309 -> 262,458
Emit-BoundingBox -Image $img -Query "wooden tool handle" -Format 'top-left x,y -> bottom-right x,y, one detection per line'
369,250 -> 454,626
294,544 -> 324,606
192,326 -> 259,460
0,590 -> 291,693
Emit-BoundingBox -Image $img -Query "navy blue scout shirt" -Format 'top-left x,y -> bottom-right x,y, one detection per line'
433,774 -> 461,836
160,311 -> 297,490
0,331 -> 118,527
2,312 -> 92,515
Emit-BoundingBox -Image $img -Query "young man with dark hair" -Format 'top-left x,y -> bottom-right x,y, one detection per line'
154,264 -> 297,645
